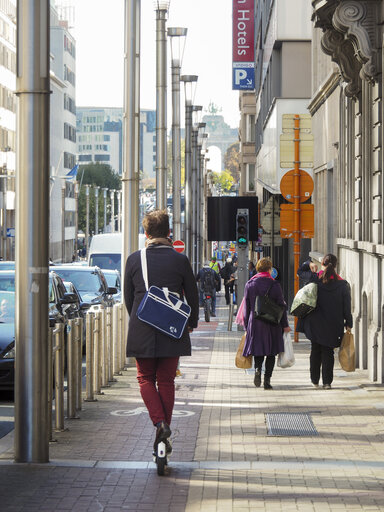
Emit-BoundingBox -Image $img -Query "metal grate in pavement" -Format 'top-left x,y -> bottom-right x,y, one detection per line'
265,413 -> 318,436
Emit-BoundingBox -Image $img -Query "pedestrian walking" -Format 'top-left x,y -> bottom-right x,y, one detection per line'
220,257 -> 235,305
296,253 -> 352,389
196,262 -> 220,317
248,261 -> 256,280
242,257 -> 290,389
124,210 -> 199,456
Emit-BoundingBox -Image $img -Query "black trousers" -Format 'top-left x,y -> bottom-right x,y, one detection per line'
310,341 -> 335,385
254,355 -> 275,378
224,283 -> 234,305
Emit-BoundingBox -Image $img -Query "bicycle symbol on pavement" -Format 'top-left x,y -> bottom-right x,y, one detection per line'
111,408 -> 195,417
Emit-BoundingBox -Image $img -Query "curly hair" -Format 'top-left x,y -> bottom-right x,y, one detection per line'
142,209 -> 169,238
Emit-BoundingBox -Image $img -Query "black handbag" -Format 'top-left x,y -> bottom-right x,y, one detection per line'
254,282 -> 284,324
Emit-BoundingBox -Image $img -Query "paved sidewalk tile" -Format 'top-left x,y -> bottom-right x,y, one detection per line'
0,293 -> 383,511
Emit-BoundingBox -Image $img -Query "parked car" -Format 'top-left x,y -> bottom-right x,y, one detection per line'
101,269 -> 121,302
0,261 -> 15,271
50,265 -> 117,310
0,271 -> 81,391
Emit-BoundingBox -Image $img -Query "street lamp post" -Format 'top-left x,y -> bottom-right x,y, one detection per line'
110,189 -> 115,232
154,0 -> 170,210
168,27 -> 187,242
103,188 -> 108,232
181,75 -> 198,260
117,190 -> 122,232
94,186 -> 99,234
61,183 -> 66,262
85,185 -> 90,254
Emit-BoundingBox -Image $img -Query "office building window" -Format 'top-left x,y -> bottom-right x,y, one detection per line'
64,64 -> 75,86
64,93 -> 76,114
64,152 -> 76,169
246,115 -> 255,143
78,154 -> 92,162
64,211 -> 75,227
247,164 -> 256,192
64,123 -> 76,142
94,155 -> 110,162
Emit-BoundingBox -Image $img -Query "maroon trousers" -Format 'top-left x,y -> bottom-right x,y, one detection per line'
135,357 -> 179,426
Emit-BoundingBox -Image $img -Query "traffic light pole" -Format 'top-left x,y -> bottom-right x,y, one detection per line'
293,115 -> 301,342
236,208 -> 249,322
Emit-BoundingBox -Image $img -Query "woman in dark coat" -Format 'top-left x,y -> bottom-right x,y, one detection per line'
243,258 -> 290,389
124,210 -> 199,454
297,253 -> 352,389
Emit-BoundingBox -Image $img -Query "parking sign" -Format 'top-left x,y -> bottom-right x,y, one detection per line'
232,63 -> 255,90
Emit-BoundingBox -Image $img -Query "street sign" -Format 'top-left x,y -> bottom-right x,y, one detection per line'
260,197 -> 280,233
280,204 -> 314,238
232,62 -> 255,90
6,228 -> 15,238
280,169 -> 314,203
173,240 -> 185,253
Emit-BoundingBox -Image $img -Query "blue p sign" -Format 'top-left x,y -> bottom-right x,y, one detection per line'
232,63 -> 255,90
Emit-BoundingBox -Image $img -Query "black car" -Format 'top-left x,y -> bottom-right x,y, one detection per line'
101,269 -> 121,303
51,265 -> 117,310
0,271 -> 81,391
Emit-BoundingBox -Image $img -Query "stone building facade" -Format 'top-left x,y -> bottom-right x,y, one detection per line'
311,0 -> 384,382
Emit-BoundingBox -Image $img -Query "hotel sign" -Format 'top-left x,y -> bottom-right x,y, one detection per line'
232,0 -> 255,90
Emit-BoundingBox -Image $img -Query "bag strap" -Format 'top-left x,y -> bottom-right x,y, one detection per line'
264,280 -> 274,297
140,248 -> 149,291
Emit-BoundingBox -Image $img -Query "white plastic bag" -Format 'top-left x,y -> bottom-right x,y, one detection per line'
277,332 -> 295,368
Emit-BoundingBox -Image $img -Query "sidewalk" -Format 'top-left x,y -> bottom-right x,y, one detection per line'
0,292 -> 383,511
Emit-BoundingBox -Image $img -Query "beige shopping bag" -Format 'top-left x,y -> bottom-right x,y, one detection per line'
235,334 -> 253,369
338,331 -> 356,372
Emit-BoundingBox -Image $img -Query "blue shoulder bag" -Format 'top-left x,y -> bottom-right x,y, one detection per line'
136,248 -> 191,339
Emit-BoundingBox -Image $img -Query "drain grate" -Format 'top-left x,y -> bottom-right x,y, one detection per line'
265,413 -> 318,436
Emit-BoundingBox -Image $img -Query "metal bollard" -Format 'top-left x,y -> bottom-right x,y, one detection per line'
120,304 -> 127,371
228,294 -> 234,331
67,319 -> 79,419
93,311 -> 103,394
113,304 -> 122,375
101,307 -> 110,387
75,317 -> 83,411
84,312 -> 97,401
106,307 -> 115,382
53,322 -> 66,431
47,326 -> 54,441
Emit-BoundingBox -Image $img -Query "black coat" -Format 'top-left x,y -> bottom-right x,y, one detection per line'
296,261 -> 353,347
124,245 -> 199,358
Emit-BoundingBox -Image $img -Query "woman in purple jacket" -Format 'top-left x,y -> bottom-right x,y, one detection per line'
243,258 -> 291,389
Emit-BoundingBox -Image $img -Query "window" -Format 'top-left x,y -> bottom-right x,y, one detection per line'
64,64 -> 75,86
246,115 -> 255,143
64,211 -> 75,227
64,93 -> 76,114
95,155 -> 110,162
247,164 -> 256,192
64,123 -> 76,142
64,152 -> 76,169
79,154 -> 92,162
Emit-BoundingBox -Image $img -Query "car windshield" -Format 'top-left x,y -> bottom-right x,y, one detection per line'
89,254 -> 121,271
0,274 -> 15,292
104,272 -> 120,289
0,291 -> 15,323
53,269 -> 101,293
0,262 -> 15,270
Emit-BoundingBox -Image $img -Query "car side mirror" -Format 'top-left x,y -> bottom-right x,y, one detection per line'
107,287 -> 118,295
60,292 -> 78,304
80,302 -> 91,311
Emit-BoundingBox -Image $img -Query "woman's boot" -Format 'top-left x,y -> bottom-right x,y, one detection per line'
264,377 -> 273,390
254,369 -> 261,387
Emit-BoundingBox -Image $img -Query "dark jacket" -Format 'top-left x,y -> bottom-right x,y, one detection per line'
220,262 -> 234,284
243,276 -> 289,357
124,245 -> 199,358
196,266 -> 220,293
296,261 -> 352,348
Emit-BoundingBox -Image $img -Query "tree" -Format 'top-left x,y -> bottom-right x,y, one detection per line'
76,163 -> 121,234
224,142 -> 240,183
211,170 -> 234,193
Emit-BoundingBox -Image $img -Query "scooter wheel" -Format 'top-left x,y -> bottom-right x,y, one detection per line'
156,455 -> 167,475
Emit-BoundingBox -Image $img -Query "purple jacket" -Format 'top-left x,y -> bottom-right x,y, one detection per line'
243,276 -> 288,357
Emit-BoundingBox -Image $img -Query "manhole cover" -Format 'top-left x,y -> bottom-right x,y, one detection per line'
265,413 -> 318,436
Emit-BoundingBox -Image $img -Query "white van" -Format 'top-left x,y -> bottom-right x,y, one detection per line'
88,233 -> 146,272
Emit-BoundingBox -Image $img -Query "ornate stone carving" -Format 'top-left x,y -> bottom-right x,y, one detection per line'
333,1 -> 380,83
312,0 -> 381,97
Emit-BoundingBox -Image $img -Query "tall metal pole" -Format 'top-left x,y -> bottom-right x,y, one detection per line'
155,4 -> 168,210
85,185 -> 90,254
191,127 -> 198,273
117,190 -> 122,232
15,0 -> 50,463
61,184 -> 65,262
110,189 -> 115,232
74,182 -> 79,260
168,28 -> 187,242
103,187 -> 107,232
184,101 -> 193,259
94,186 -> 99,235
293,114 -> 301,342
122,0 -> 140,282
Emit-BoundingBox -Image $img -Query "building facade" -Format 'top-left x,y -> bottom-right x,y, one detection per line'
311,0 -> 384,382
0,0 -> 16,260
251,0 -> 313,302
49,6 -> 77,262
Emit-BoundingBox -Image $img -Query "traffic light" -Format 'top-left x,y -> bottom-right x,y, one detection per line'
236,209 -> 249,248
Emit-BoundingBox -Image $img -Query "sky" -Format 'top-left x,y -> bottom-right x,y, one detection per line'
70,0 -> 240,129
